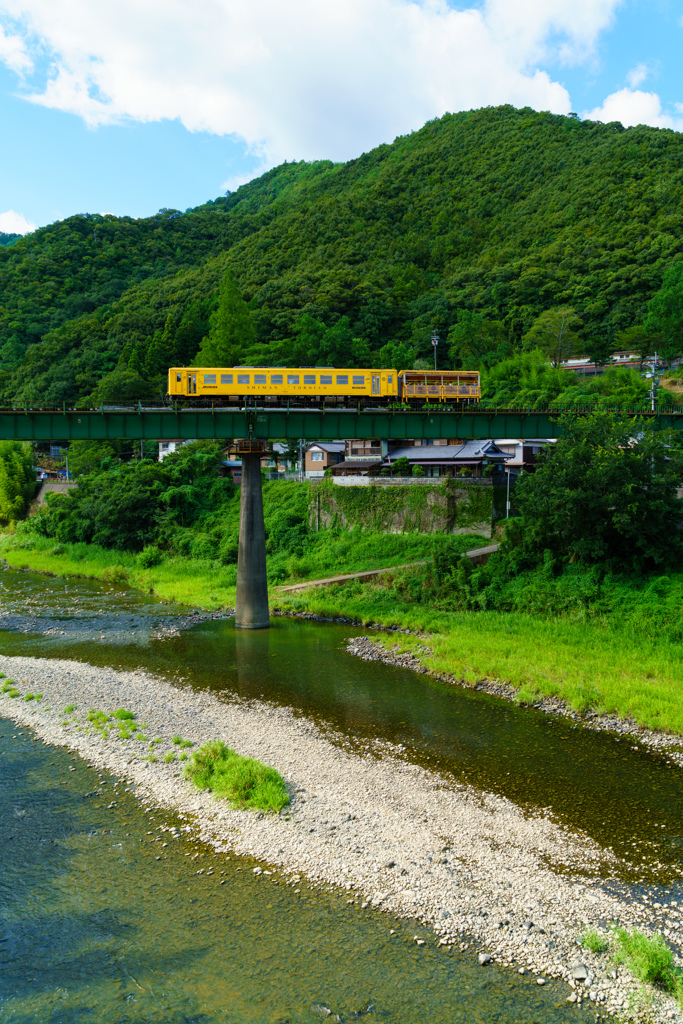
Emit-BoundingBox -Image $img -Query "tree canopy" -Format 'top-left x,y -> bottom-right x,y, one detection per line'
3,105 -> 683,404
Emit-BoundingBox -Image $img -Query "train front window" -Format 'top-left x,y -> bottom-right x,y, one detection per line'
320,375 -> 332,385
288,375 -> 300,385
304,375 -> 316,385
238,374 -> 250,385
176,373 -> 181,383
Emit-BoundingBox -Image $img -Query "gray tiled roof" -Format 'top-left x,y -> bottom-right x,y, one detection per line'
386,441 -> 511,461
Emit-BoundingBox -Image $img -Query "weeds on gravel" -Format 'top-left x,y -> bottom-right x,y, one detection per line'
1,679 -> 15,693
163,752 -> 175,764
112,709 -> 135,721
64,704 -> 76,714
172,735 -> 193,748
146,754 -> 158,763
183,740 -> 289,812
613,927 -> 682,1001
582,928 -> 609,953
179,753 -> 188,761
24,692 -> 35,701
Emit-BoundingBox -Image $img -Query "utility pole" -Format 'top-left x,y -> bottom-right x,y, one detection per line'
431,331 -> 439,371
647,351 -> 664,412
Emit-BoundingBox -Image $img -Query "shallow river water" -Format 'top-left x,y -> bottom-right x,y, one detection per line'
0,565 -> 681,1021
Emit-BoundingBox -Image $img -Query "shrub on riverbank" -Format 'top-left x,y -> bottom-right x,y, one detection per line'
613,928 -> 682,1001
184,740 -> 289,812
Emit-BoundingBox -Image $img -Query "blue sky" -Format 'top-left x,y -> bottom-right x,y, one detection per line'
0,0 -> 681,234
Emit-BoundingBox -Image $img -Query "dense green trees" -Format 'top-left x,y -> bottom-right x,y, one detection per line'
4,106 -> 683,404
0,442 -> 35,524
194,268 -> 256,366
508,413 -> 683,572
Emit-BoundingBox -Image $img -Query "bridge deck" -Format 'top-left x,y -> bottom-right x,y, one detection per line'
0,405 -> 681,441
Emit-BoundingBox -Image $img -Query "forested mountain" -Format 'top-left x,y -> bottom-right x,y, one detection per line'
2,104 -> 683,405
0,233 -> 20,247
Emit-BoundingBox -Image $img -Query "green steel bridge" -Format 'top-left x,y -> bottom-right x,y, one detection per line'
1,403 -> 682,441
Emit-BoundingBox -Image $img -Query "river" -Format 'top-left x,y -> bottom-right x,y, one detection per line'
0,565 -> 681,1021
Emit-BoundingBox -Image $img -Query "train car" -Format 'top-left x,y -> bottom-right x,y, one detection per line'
400,370 -> 481,404
167,366 -> 480,406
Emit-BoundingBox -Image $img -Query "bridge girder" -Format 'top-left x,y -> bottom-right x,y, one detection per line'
0,407 -> 682,441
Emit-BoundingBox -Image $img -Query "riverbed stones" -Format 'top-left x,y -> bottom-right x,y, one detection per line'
0,652 -> 681,1024
478,952 -> 492,965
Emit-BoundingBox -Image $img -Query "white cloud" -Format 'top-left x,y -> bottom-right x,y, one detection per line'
0,0 -> 623,165
0,23 -> 30,71
0,209 -> 36,233
584,88 -> 683,130
626,62 -> 649,89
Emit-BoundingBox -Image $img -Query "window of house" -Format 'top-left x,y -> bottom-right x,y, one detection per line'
221,374 -> 233,384
336,375 -> 348,385
304,375 -> 316,385
254,375 -> 267,385
203,374 -> 217,385
311,451 -> 324,462
237,374 -> 250,385
320,375 -> 332,385
288,375 -> 300,385
160,443 -> 169,450
270,375 -> 283,385
352,375 -> 365,386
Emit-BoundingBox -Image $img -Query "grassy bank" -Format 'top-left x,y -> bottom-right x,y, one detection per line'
0,530 -> 481,611
5,530 -> 683,736
271,576 -> 683,736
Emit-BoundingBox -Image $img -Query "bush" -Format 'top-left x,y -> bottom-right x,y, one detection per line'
102,565 -> 129,583
183,739 -> 289,812
138,544 -> 163,568
613,927 -> 682,997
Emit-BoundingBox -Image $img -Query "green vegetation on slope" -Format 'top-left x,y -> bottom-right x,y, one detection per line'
4,105 -> 683,404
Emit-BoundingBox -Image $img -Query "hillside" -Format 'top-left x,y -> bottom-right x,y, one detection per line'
2,104 -> 683,405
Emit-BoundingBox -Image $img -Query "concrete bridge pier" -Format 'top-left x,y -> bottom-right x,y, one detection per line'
235,442 -> 270,629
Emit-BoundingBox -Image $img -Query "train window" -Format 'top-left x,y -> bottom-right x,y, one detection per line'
336,375 -> 348,385
203,374 -> 216,384
320,375 -> 332,385
270,375 -> 283,385
238,374 -> 250,385
176,373 -> 181,382
221,374 -> 233,384
254,375 -> 267,385
304,375 -> 316,385
352,375 -> 365,386
387,375 -> 392,385
288,375 -> 300,385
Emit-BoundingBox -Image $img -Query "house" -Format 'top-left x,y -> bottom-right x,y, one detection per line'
493,439 -> 556,474
219,460 -> 243,483
304,441 -> 345,478
382,440 -> 513,478
158,439 -> 194,461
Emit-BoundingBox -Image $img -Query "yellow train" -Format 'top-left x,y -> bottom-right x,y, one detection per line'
167,367 -> 481,407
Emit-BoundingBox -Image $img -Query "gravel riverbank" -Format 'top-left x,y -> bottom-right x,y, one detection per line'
1,652 -> 681,1022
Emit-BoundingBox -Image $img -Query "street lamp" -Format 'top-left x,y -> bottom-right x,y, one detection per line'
431,331 -> 439,371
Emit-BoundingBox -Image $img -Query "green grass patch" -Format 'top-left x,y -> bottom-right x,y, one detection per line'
163,751 -> 175,764
582,928 -> 609,954
7,688 -> 19,698
1,679 -> 16,693
64,704 -> 76,714
112,708 -> 135,721
179,752 -> 188,762
613,928 -> 682,999
172,735 -> 193,748
183,740 -> 289,812
24,692 -> 35,702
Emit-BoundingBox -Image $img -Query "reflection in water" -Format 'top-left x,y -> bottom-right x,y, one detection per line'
1,566 -> 682,879
0,719 -> 573,1023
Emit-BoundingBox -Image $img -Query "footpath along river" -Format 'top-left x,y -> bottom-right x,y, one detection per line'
0,565 -> 682,1022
